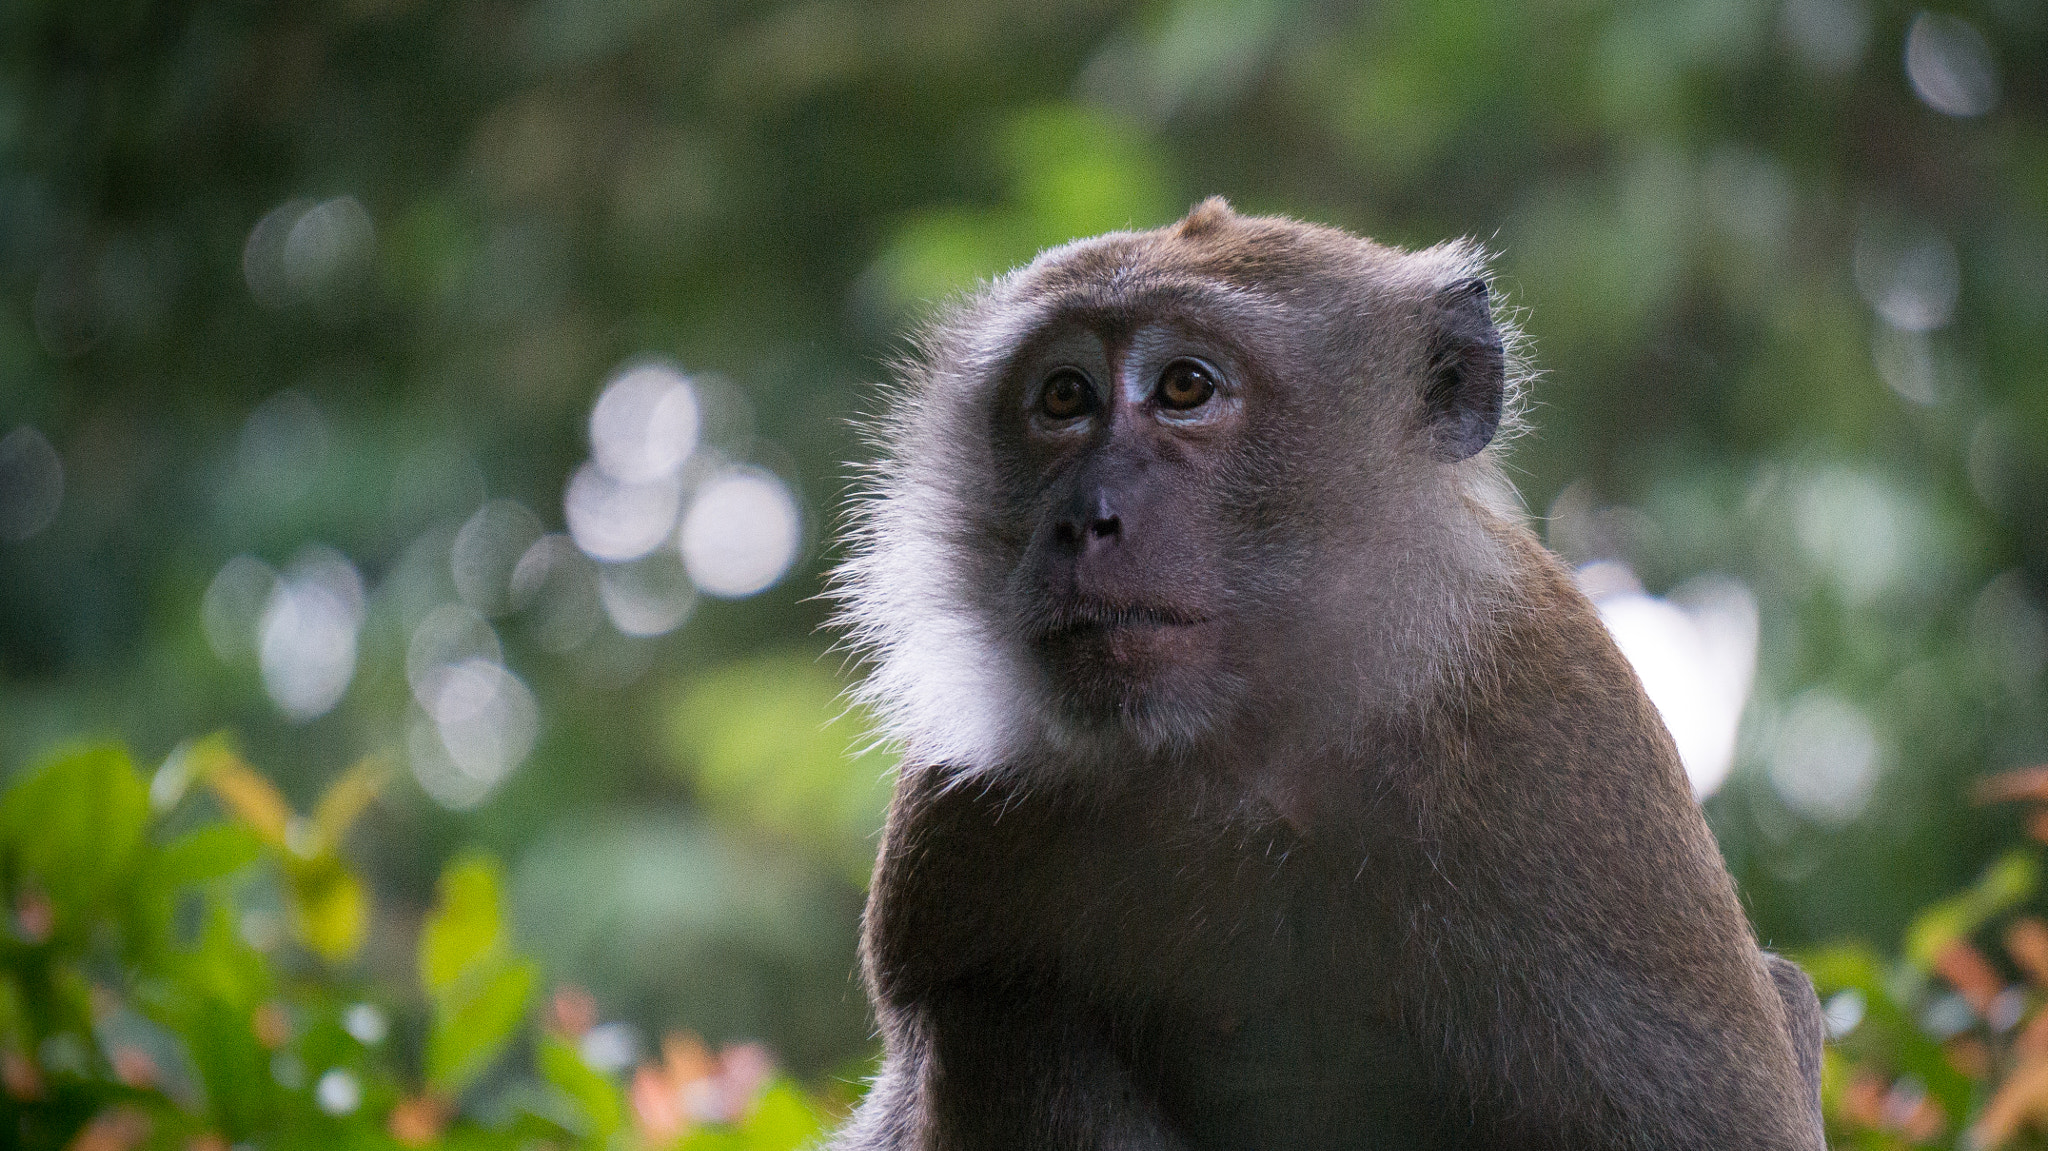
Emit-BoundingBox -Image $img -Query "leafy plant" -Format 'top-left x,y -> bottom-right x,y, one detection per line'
0,739 -> 837,1151
1816,767 -> 2048,1149
32,731 -> 2048,1150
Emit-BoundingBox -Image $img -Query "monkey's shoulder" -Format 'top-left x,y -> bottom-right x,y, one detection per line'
1431,540 -> 1706,819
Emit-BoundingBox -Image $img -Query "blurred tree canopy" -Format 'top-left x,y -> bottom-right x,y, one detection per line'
1,0 -> 2044,1100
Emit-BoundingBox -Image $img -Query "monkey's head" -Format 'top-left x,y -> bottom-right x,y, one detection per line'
839,199 -> 1525,776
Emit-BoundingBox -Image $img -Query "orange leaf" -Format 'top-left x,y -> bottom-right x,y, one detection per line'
1947,1035 -> 1992,1079
1935,939 -> 2005,1014
659,1031 -> 716,1086
388,1094 -> 449,1147
1975,766 -> 2048,806
201,755 -> 294,846
252,1002 -> 291,1049
2017,1011 -> 2048,1060
549,984 -> 597,1039
1899,1091 -> 1946,1143
1841,1072 -> 1889,1128
64,1107 -> 149,1151
1971,1056 -> 2048,1148
632,1063 -> 690,1144
3,1050 -> 43,1100
110,1046 -> 156,1089
2009,919 -> 2048,988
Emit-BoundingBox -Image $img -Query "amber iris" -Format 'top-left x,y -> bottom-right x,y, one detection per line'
1040,369 -> 1093,419
1157,359 -> 1217,410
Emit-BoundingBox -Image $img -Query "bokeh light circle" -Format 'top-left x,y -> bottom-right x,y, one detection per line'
1905,12 -> 1998,118
407,657 -> 539,810
452,499 -> 544,617
591,362 -> 700,484
564,462 -> 681,563
598,550 -> 697,636
257,547 -> 365,722
407,602 -> 503,712
0,425 -> 63,541
678,468 -> 802,598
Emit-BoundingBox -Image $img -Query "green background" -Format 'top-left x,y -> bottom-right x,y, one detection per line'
2,0 -> 2044,1081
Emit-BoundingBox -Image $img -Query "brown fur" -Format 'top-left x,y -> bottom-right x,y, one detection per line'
829,200 -> 1823,1149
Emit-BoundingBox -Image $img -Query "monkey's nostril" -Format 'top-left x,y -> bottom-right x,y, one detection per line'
1055,488 -> 1123,551
1051,512 -> 1119,552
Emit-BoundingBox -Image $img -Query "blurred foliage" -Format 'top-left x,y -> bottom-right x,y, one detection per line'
1813,772 -> 2048,1148
0,0 -> 2044,1144
0,740 -> 835,1150
665,654 -> 893,886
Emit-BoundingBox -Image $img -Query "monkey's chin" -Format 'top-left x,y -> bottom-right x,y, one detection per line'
1034,619 -> 1229,747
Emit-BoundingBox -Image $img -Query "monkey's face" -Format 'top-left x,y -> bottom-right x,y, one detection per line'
839,201 -> 1514,768
968,243 -> 1507,751
990,316 -> 1258,732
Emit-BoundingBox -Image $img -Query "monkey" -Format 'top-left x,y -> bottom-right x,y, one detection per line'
828,198 -> 1825,1149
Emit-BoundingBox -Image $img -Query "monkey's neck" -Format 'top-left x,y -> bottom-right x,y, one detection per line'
1282,491 -> 1519,716
1192,507 -> 1551,826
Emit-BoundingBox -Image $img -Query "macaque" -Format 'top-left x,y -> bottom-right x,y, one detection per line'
829,198 -> 1825,1149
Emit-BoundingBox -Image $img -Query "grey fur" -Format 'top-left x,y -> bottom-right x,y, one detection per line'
828,200 -> 1824,1149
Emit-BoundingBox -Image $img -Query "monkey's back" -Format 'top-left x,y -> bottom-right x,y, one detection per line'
1380,526 -> 1816,1148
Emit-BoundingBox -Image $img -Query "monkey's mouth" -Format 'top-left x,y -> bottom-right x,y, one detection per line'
1034,602 -> 1211,640
1031,603 -> 1218,678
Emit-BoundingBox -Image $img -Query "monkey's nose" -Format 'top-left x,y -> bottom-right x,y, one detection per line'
1053,490 -> 1122,553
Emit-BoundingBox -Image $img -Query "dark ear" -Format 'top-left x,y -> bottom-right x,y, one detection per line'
1421,277 -> 1505,461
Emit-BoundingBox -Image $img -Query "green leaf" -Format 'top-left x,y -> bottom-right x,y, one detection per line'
668,655 -> 894,881
1904,849 -> 2037,969
420,855 -> 507,996
174,899 -> 272,1011
1797,941 -> 1976,1122
309,754 -> 389,856
3,743 -> 149,928
139,823 -> 265,955
537,1033 -> 622,1144
738,1082 -> 825,1149
873,105 -> 1175,310
0,974 -> 23,1044
427,958 -> 535,1096
288,861 -> 367,964
670,1082 -> 822,1151
158,824 -> 265,891
417,853 -> 538,1096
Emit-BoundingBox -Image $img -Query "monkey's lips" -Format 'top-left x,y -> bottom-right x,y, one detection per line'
1033,603 -> 1217,670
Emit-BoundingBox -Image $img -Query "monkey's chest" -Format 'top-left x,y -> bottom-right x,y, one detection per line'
964,837 -> 1439,1145
1146,993 -> 1443,1148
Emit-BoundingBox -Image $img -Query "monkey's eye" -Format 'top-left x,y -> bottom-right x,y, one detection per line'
1156,359 -> 1218,411
1039,369 -> 1094,420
